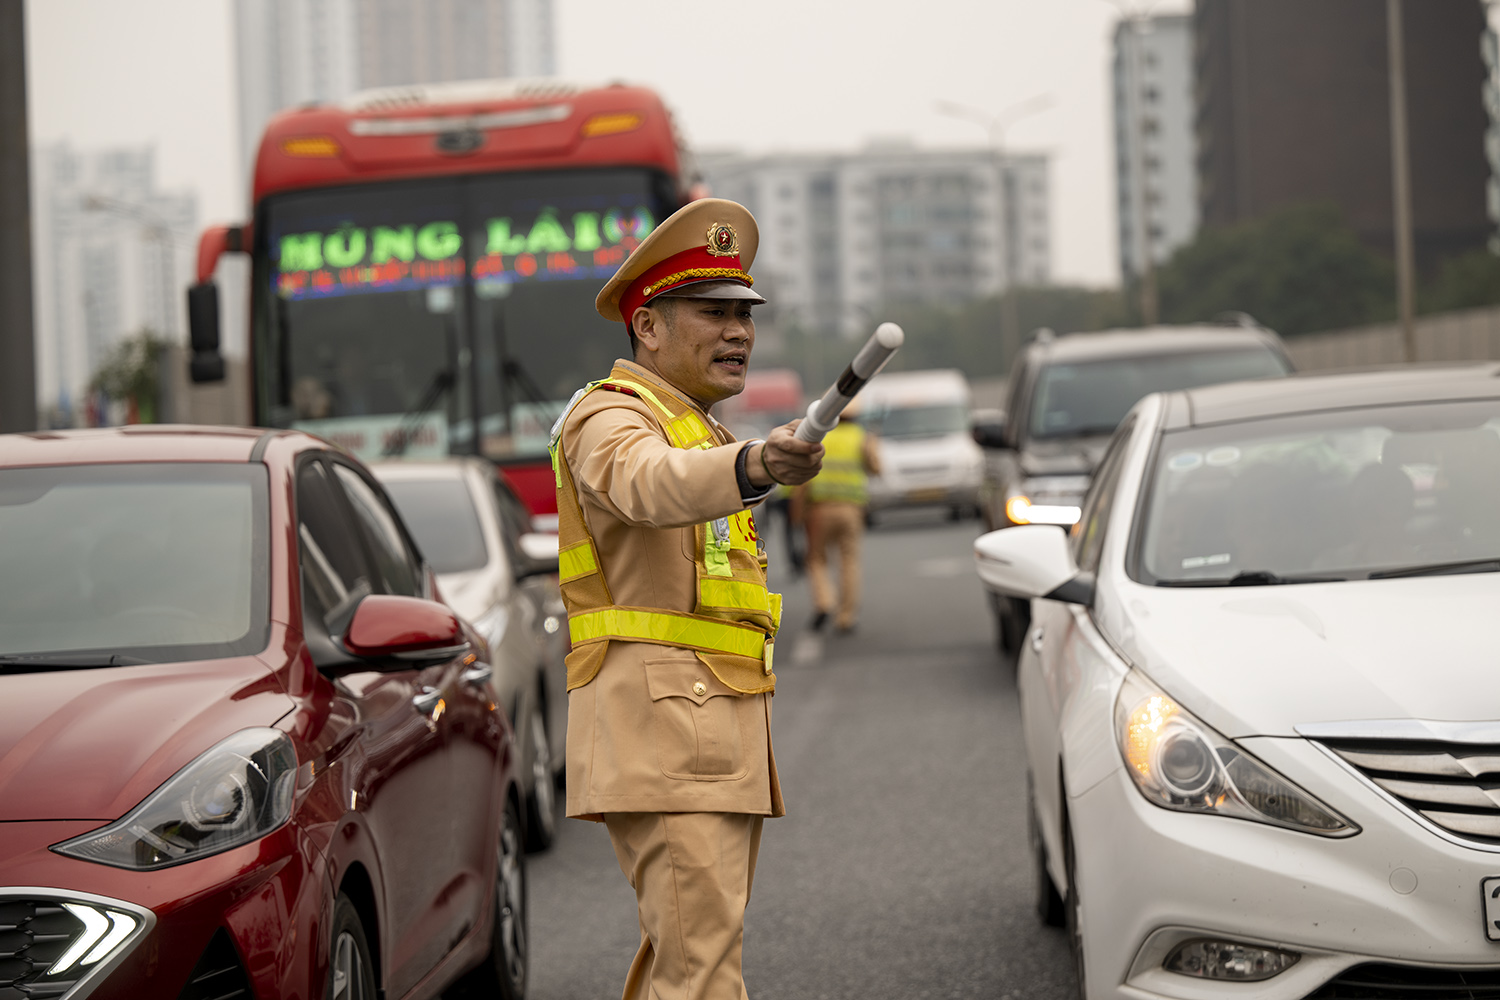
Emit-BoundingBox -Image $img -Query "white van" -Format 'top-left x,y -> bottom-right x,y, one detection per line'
859,369 -> 983,520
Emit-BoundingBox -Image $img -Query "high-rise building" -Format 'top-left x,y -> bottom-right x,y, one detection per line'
234,0 -> 361,180
701,144 -> 1049,339
1195,0 -> 1492,273
234,0 -> 555,177
30,144 -> 197,415
1113,13 -> 1197,281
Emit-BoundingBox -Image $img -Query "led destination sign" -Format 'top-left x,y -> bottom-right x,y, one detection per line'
274,206 -> 655,300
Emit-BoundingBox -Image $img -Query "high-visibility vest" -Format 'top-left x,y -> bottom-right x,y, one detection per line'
807,421 -> 869,505
550,366 -> 781,695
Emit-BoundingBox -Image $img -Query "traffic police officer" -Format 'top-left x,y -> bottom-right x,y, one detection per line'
549,198 -> 823,1000
799,399 -> 881,632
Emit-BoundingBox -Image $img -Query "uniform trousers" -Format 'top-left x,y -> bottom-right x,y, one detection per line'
604,811 -> 764,1000
805,501 -> 866,629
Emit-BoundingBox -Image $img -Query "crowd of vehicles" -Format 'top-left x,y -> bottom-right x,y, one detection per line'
976,364 -> 1500,999
11,56 -> 1500,1000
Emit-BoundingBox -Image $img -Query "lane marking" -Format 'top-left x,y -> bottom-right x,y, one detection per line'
915,556 -> 972,578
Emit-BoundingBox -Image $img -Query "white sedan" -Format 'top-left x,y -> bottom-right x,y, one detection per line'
976,364 -> 1500,999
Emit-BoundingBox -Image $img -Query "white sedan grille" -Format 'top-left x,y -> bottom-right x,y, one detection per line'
1320,740 -> 1500,843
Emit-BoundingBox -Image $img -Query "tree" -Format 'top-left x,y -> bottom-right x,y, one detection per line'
89,329 -> 167,424
1421,248 -> 1500,314
770,285 -> 1130,387
1156,204 -> 1394,336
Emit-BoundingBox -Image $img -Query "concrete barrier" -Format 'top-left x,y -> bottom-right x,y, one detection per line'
159,345 -> 252,426
1286,304 -> 1500,371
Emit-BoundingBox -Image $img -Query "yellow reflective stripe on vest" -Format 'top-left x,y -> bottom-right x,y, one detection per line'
666,413 -> 712,449
699,578 -> 771,614
599,378 -> 713,448
601,379 -> 675,420
558,540 -> 597,582
568,607 -> 766,659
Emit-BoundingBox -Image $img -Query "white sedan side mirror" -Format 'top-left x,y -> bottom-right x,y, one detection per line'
974,525 -> 1094,605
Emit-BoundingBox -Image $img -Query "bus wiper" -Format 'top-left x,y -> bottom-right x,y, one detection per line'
385,369 -> 456,457
1368,558 -> 1500,580
502,357 -> 563,417
1157,570 -> 1346,587
0,652 -> 154,671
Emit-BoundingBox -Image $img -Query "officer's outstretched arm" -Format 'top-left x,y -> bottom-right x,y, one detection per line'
569,405 -> 757,529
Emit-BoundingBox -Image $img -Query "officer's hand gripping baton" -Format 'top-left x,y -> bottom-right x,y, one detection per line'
793,322 -> 905,443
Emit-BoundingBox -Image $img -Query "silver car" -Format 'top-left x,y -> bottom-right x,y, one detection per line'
373,458 -> 567,851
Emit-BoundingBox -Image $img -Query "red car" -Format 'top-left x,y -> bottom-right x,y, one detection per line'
0,426 -> 528,1000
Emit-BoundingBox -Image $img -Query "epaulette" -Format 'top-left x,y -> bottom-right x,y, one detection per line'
596,383 -> 639,398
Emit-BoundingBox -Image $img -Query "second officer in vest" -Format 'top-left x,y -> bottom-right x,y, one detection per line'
798,399 -> 882,632
550,198 -> 822,1000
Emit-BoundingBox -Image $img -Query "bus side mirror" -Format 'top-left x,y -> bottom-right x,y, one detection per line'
187,281 -> 225,383
187,223 -> 248,385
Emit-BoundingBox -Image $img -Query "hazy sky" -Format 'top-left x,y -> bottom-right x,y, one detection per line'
23,0 -> 1194,287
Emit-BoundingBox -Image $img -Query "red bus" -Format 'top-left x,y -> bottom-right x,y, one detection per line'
188,79 -> 697,514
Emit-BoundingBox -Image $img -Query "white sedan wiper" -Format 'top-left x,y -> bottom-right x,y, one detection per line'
1368,558 -> 1500,580
1157,569 -> 1346,587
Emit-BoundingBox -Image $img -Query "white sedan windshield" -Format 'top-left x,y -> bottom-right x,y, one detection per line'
1137,400 -> 1500,584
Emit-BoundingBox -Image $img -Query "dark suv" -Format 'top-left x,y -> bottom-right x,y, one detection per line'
974,324 -> 1293,650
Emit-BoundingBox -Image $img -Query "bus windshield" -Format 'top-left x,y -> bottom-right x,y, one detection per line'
254,168 -> 673,462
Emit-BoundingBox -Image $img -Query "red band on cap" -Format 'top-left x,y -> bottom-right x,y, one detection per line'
618,245 -> 754,321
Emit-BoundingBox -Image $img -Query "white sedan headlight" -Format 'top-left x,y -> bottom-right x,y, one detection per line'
52,728 -> 298,870
1113,671 -> 1356,836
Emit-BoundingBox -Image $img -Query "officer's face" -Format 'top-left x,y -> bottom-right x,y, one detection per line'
635,298 -> 755,407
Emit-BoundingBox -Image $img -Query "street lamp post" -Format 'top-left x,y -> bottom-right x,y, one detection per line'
935,94 -> 1053,372
0,0 -> 36,433
1386,0 -> 1418,363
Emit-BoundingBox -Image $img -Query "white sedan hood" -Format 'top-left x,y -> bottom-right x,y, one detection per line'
1116,574 -> 1500,738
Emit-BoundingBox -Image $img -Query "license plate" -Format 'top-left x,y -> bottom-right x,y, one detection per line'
906,487 -> 946,502
1482,877 -> 1500,940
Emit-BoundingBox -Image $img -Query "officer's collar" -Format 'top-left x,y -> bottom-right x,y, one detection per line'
612,358 -> 715,422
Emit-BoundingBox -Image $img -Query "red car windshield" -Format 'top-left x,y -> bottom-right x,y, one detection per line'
0,463 -> 270,665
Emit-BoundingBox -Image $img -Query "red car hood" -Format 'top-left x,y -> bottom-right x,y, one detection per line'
0,656 -> 294,821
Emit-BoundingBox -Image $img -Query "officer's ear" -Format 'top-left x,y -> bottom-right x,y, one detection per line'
632,305 -> 664,357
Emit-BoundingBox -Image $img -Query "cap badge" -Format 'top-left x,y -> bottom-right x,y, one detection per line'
705,223 -> 740,257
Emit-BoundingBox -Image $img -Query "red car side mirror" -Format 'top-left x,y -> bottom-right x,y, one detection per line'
343,595 -> 470,663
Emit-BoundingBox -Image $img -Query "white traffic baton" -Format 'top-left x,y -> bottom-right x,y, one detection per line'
793,323 -> 905,443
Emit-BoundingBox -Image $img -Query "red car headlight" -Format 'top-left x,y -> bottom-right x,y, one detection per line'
51,728 -> 297,870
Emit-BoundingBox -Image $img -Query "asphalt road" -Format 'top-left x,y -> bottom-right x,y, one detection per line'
524,512 -> 1079,999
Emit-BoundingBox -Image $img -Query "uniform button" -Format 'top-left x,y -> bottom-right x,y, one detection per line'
692,681 -> 707,696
